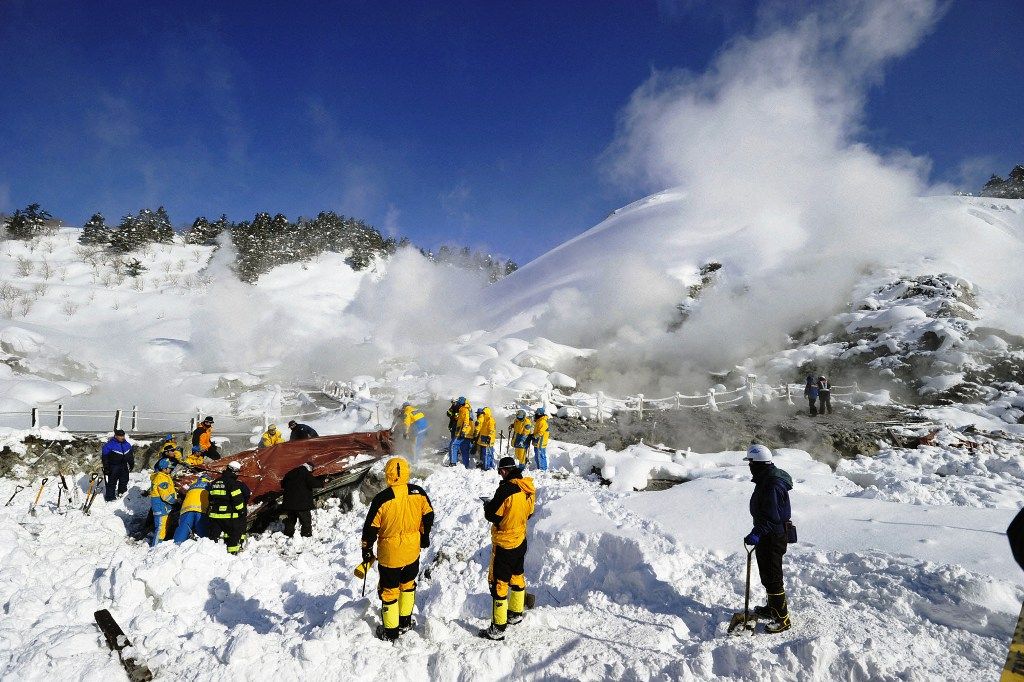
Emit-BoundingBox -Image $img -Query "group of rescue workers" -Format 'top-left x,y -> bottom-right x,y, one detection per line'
438,397 -> 550,471
100,395 -> 794,641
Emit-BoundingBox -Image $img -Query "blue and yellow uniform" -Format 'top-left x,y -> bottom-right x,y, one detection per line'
173,475 -> 211,543
532,409 -> 550,470
510,411 -> 533,465
150,458 -> 177,547
401,403 -> 429,461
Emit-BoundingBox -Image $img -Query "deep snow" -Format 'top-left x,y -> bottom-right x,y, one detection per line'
1,435 -> 1020,680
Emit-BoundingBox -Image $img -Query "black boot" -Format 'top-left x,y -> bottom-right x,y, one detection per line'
763,591 -> 791,634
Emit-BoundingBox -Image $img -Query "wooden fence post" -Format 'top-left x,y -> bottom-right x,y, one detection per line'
56,404 -> 64,428
31,407 -> 39,428
113,409 -> 122,431
707,389 -> 718,412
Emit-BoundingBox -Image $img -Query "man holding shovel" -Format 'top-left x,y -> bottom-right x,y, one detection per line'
741,443 -> 794,634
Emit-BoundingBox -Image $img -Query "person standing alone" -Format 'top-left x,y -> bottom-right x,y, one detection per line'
101,429 -> 134,501
743,443 -> 794,633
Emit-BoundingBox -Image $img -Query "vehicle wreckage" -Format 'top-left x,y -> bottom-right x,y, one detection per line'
155,429 -> 394,535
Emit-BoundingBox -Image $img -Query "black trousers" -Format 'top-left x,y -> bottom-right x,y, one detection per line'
806,397 -> 818,416
104,466 -> 129,501
283,509 -> 312,537
819,392 -> 833,414
489,540 -> 527,599
209,517 -> 246,553
755,532 -> 788,594
378,559 -> 420,599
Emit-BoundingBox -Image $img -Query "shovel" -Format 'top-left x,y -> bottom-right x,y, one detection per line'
727,545 -> 758,634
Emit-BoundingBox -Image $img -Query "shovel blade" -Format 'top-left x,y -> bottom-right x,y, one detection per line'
726,612 -> 757,634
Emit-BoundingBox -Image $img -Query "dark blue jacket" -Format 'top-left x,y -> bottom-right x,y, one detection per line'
804,376 -> 819,399
101,438 -> 135,470
289,423 -> 319,441
749,465 -> 793,536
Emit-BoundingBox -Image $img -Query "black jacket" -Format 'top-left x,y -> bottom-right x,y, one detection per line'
281,465 -> 316,510
749,465 -> 793,537
289,423 -> 319,441
1008,507 -> 1024,573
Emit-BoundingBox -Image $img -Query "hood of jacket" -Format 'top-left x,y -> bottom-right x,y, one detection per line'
385,456 -> 411,487
506,472 -> 535,497
752,464 -> 793,490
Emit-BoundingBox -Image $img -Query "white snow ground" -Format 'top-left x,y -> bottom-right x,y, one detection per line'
1,437 -> 1020,680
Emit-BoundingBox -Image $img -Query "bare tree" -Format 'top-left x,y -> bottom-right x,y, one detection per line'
16,257 -> 33,277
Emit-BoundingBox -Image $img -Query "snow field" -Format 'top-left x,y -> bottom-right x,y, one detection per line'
1,436 -> 1021,680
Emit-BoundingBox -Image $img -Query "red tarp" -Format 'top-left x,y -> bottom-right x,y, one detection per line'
176,430 -> 393,503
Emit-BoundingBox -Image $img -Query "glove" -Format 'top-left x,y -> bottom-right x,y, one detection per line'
744,533 -> 760,546
361,544 -> 375,564
479,436 -> 491,446
420,534 -> 430,549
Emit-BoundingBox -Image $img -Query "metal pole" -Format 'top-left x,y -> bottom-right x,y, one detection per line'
131,405 -> 138,432
56,404 -> 64,428
31,407 -> 39,428
597,391 -> 604,423
113,409 -> 122,431
707,388 -> 718,412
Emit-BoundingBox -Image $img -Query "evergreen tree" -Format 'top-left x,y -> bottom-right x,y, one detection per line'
184,214 -> 229,245
4,203 -> 54,241
79,213 -> 111,246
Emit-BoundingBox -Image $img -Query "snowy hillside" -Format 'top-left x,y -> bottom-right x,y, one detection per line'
0,192 -> 1023,680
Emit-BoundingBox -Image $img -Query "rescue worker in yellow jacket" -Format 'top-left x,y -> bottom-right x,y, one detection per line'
480,456 -> 536,640
509,410 -> 533,466
531,407 -> 550,470
361,456 -> 434,641
184,446 -> 205,467
449,397 -> 475,467
400,402 -> 429,462
475,407 -> 497,469
149,457 -> 177,547
260,424 -> 284,449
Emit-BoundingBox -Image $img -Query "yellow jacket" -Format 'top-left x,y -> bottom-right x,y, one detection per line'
261,430 -> 284,448
484,473 -> 536,549
150,471 -> 176,504
475,408 -> 496,446
455,403 -> 474,438
533,415 -> 550,448
511,417 -> 533,438
362,457 -> 434,568
184,451 -> 204,467
402,405 -> 426,435
180,484 -> 209,514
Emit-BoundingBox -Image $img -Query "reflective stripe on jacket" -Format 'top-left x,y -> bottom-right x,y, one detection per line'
208,476 -> 247,520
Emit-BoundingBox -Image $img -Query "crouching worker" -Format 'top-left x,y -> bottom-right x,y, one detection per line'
150,457 -> 177,547
208,461 -> 250,554
743,443 -> 794,633
480,456 -> 536,640
361,456 -> 434,641
173,474 -> 211,543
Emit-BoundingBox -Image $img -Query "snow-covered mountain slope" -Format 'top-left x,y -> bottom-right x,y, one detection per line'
484,193 -> 1024,340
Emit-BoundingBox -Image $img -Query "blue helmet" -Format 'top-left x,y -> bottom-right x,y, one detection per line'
164,434 -> 173,441
457,396 -> 466,405
155,457 -> 172,471
535,407 -> 546,416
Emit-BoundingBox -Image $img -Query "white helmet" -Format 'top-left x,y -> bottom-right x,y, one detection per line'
744,444 -> 772,462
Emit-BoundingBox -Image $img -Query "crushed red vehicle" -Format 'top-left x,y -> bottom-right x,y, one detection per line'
173,429 -> 393,528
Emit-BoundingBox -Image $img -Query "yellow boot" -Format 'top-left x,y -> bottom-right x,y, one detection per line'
479,598 -> 507,640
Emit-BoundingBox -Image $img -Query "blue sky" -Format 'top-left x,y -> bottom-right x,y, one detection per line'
0,1 -> 1021,263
